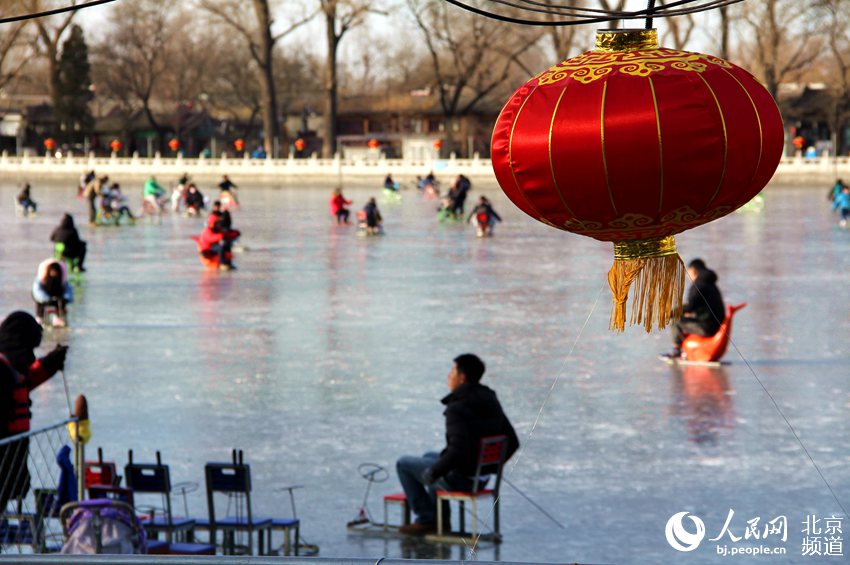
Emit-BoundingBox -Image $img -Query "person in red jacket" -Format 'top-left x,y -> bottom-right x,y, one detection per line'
199,201 -> 241,270
0,311 -> 67,511
329,187 -> 352,225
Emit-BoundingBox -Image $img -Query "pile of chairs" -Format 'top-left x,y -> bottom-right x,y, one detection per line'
64,448 -> 304,556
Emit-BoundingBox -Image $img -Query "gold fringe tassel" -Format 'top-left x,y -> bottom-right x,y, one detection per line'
607,236 -> 686,333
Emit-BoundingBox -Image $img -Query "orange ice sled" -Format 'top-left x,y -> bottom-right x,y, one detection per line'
681,303 -> 746,363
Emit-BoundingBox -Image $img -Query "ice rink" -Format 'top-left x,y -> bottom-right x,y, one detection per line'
2,178 -> 848,563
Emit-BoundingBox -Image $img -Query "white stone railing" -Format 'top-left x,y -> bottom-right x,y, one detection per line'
1,151 -> 848,183
0,151 -> 495,181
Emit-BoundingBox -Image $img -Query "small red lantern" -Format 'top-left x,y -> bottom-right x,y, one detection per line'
294,138 -> 306,152
491,29 -> 783,332
433,139 -> 443,150
167,138 -> 180,152
109,139 -> 122,153
44,138 -> 56,151
233,138 -> 245,152
368,138 -> 380,149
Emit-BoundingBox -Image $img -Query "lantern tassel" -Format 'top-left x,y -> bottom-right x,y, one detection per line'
607,237 -> 686,332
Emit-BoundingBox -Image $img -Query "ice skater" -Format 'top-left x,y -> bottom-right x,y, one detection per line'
664,258 -> 725,359
16,183 -> 37,216
832,185 -> 850,227
329,187 -> 352,225
467,196 -> 502,237
50,214 -> 88,272
32,259 -> 74,327
359,197 -> 383,235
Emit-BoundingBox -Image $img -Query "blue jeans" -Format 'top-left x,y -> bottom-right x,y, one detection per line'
396,452 -> 476,525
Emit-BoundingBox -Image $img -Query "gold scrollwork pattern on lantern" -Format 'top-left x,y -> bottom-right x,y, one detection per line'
561,217 -> 604,232
536,49 -> 733,87
660,205 -> 733,226
608,213 -> 655,231
556,205 -> 735,241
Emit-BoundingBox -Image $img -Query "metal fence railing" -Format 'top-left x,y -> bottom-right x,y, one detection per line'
1,418 -> 82,554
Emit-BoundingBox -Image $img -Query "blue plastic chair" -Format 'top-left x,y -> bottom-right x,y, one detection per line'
202,461 -> 270,555
200,451 -> 300,555
124,451 -> 214,555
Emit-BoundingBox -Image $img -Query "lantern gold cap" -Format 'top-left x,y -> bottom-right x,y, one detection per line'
595,29 -> 658,52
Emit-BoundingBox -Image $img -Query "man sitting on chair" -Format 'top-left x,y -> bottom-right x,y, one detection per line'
667,258 -> 726,358
395,354 -> 519,536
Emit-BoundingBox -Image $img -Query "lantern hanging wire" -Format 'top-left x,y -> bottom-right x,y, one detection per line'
0,0 -> 119,25
440,0 -> 745,28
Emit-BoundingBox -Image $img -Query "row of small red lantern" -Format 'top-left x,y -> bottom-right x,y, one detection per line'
46,136 -> 445,154
49,138 -> 250,154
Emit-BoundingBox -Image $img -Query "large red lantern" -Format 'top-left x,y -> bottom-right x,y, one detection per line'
492,29 -> 783,332
109,139 -> 122,153
43,138 -> 56,151
367,138 -> 380,149
168,138 -> 180,152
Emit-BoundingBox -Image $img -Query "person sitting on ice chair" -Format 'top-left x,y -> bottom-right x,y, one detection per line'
665,258 -> 726,359
395,354 -> 519,536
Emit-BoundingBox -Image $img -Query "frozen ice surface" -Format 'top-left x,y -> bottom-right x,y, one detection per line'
1,180 -> 848,564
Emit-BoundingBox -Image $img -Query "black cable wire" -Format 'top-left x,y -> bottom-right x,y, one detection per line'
441,0 -> 745,26
440,0 -> 613,26
646,0 -> 657,29
493,0 -> 624,17
489,0 -> 736,19
515,0 -> 620,16
0,0 -> 120,25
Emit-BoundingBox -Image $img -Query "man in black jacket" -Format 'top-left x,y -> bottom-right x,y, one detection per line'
396,354 -> 519,535
667,258 -> 726,357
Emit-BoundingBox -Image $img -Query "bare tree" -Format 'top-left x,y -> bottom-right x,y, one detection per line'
163,13 -> 223,107
0,2 -> 35,93
407,0 -> 542,154
658,1 -> 695,50
541,0 -> 587,60
25,0 -> 77,99
201,32 -> 263,143
319,0 -> 375,158
276,47 -> 323,137
201,0 -> 314,157
718,4 -> 731,59
92,0 -> 174,152
598,0 -> 627,29
740,0 -> 823,100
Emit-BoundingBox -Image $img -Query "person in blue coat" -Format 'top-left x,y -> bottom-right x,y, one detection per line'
832,185 -> 850,227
